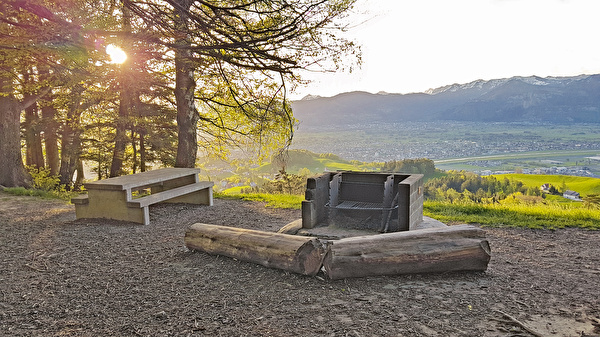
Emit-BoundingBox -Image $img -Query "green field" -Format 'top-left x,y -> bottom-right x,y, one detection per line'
435,149 -> 600,173
494,173 -> 600,196
424,200 -> 600,230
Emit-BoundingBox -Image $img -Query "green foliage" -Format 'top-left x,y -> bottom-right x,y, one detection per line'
27,166 -> 60,191
382,158 -> 437,176
225,169 -> 309,196
546,184 -> 561,195
424,200 -> 600,230
582,194 -> 600,209
424,170 -> 541,203
3,187 -> 74,201
246,150 -> 383,196
13,166 -> 74,200
319,153 -> 343,160
2,0 -> 360,187
256,170 -> 308,195
218,169 -> 307,208
260,149 -> 380,175
270,149 -> 322,172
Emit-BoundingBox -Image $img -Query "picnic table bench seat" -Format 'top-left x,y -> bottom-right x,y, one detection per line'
127,181 -> 214,208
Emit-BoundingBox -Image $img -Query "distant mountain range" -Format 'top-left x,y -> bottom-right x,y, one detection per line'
291,74 -> 600,126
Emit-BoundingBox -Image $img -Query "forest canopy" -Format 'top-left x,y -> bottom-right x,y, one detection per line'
0,0 -> 359,188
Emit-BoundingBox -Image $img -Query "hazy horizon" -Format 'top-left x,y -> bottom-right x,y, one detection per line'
292,0 -> 600,99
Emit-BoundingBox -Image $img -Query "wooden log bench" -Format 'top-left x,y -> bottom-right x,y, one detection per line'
72,168 -> 213,225
185,223 -> 327,276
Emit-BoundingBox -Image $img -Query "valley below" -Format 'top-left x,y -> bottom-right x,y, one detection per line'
290,121 -> 600,176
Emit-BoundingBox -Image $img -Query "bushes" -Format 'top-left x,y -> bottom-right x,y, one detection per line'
28,167 -> 60,191
382,158 -> 436,176
424,170 -> 540,203
2,167 -> 73,201
241,170 -> 308,195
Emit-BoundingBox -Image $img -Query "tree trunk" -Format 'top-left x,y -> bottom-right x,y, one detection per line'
174,0 -> 199,168
39,67 -> 59,175
22,69 -> 45,169
131,131 -> 138,174
110,4 -> 133,177
58,84 -> 84,188
0,71 -> 30,187
322,224 -> 491,279
41,101 -> 60,175
139,132 -> 146,172
74,159 -> 84,188
109,91 -> 129,177
24,101 -> 45,169
185,223 -> 327,276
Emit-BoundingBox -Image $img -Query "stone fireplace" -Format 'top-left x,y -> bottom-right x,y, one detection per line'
301,171 -> 424,233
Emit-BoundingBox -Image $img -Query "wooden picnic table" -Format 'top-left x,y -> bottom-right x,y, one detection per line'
72,168 -> 213,225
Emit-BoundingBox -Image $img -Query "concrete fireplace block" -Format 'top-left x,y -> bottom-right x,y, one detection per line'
302,171 -> 424,233
302,172 -> 333,229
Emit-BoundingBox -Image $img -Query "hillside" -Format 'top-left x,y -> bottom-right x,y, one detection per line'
496,173 -> 600,196
291,74 -> 600,126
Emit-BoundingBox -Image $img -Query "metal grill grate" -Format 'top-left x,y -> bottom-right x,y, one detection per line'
329,200 -> 397,211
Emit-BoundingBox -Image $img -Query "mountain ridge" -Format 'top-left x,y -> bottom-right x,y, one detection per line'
291,74 -> 600,125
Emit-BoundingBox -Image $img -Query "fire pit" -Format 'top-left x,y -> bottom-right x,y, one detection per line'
301,171 -> 424,236
185,171 -> 491,279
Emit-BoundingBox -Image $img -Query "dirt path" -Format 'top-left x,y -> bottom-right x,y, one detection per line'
0,191 -> 599,336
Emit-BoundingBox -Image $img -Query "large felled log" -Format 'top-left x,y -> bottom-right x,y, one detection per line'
185,223 -> 326,276
322,224 -> 491,279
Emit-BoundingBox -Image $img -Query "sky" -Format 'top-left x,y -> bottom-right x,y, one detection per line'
292,0 -> 600,99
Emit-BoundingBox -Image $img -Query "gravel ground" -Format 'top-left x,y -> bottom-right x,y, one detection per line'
1,191 -> 599,336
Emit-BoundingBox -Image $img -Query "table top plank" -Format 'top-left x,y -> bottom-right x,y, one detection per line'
84,168 -> 202,191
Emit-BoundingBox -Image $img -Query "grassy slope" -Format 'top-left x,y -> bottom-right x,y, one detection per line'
424,200 -> 600,230
494,173 -> 600,196
256,157 -> 379,175
216,190 -> 303,209
423,174 -> 600,229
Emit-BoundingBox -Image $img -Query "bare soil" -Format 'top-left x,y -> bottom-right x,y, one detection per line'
1,191 -> 599,336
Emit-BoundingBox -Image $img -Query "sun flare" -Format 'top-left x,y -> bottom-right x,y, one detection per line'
106,44 -> 127,64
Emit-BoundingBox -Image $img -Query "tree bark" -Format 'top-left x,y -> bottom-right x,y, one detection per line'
131,131 -> 138,173
41,101 -> 60,175
109,89 -> 129,177
22,69 -> 44,169
74,159 -> 84,188
322,224 -> 491,279
0,70 -> 30,187
110,4 -> 133,177
24,99 -> 45,169
139,132 -> 146,172
174,0 -> 199,168
39,66 -> 59,175
185,223 -> 327,276
58,84 -> 84,188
